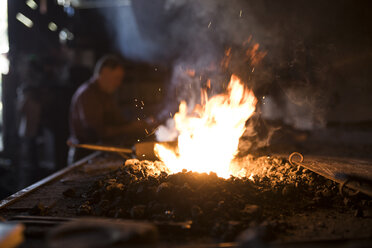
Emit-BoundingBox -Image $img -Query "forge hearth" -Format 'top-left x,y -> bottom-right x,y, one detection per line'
76,157 -> 371,242
1,153 -> 372,247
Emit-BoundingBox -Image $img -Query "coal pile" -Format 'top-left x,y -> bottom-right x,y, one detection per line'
77,156 -> 371,242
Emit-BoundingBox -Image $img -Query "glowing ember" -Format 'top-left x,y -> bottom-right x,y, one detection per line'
155,74 -> 257,178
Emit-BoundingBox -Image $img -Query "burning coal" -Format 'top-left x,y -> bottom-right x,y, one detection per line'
155,74 -> 257,178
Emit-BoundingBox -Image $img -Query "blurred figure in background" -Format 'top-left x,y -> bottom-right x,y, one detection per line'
17,54 -> 61,186
68,55 -> 150,164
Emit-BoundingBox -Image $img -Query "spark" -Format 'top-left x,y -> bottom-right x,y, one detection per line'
146,127 -> 159,137
145,129 -> 149,135
208,21 -> 212,28
135,98 -> 138,102
137,139 -> 140,142
155,68 -> 158,71
141,101 -> 144,106
137,117 -> 140,121
252,67 -> 255,72
239,10 -> 243,18
16,13 -> 33,28
140,107 -> 143,110
262,96 -> 265,100
158,88 -> 161,92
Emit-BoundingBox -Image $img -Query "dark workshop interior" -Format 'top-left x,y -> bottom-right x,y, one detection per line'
0,0 -> 372,247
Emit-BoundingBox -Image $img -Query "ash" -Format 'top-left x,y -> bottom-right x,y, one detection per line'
78,157 -> 371,242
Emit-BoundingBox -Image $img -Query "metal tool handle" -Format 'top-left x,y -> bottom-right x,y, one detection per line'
67,141 -> 133,154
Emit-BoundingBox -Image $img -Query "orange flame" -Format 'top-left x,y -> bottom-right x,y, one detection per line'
221,47 -> 232,68
245,43 -> 267,66
155,74 -> 257,178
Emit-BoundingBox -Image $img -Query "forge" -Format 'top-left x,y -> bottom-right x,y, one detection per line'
1,1 -> 372,247
1,149 -> 372,247
1,50 -> 372,247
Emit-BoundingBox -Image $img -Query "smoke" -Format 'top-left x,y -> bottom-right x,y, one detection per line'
155,118 -> 177,142
237,113 -> 281,155
98,4 -> 160,62
98,0 -> 370,148
152,0 -> 280,146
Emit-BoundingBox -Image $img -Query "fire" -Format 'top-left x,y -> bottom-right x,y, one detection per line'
155,74 -> 257,178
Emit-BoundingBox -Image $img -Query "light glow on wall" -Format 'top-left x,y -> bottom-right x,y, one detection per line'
0,0 -> 9,75
16,13 -> 34,28
48,22 -> 58,31
26,0 -> 38,10
0,0 -> 8,151
0,0 -> 9,54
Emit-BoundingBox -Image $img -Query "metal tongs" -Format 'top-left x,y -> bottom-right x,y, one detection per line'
67,141 -> 177,160
67,141 -> 133,159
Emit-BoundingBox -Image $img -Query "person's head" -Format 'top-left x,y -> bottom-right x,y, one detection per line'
94,55 -> 125,94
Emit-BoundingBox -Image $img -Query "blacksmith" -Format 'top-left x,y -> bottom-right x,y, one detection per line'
68,55 -> 147,164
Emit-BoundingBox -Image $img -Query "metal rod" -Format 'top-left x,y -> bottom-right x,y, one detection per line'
0,152 -> 100,210
67,141 -> 133,154
9,215 -> 73,222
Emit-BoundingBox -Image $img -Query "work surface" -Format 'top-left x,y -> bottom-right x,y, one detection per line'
1,152 -> 372,248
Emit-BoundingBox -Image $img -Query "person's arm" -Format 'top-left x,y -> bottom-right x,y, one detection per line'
78,93 -> 148,140
78,92 -> 105,141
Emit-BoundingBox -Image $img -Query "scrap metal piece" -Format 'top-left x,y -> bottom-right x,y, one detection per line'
339,178 -> 360,197
289,152 -> 372,198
